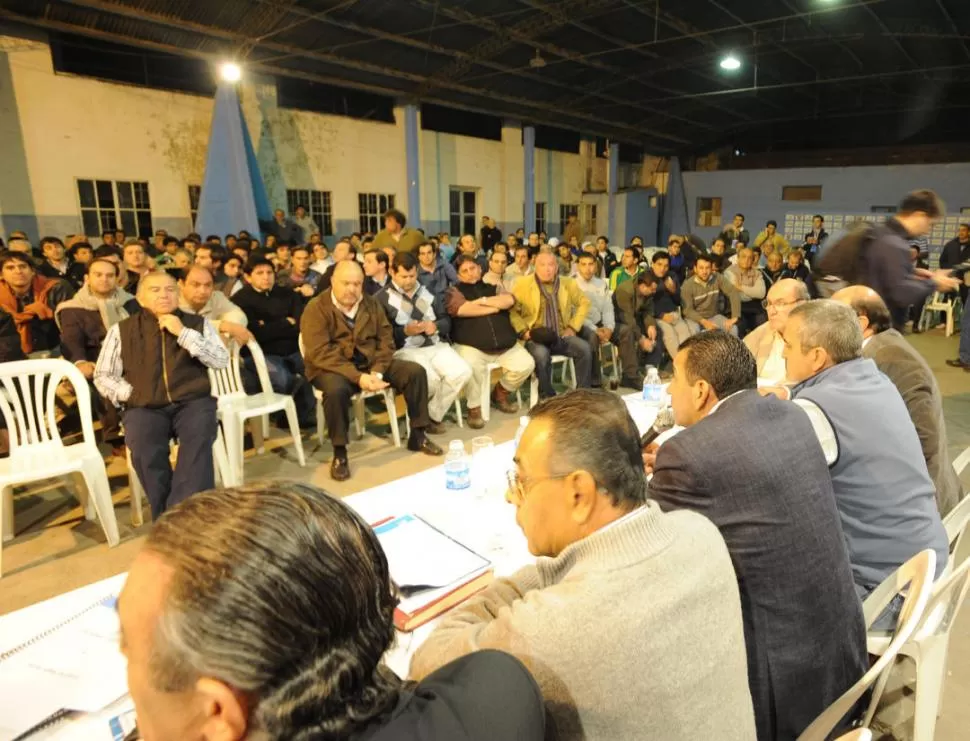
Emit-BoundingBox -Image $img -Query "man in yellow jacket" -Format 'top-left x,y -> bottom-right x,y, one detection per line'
511,252 -> 592,399
753,220 -> 791,259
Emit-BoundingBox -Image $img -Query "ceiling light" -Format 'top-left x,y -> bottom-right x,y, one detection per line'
719,54 -> 742,71
529,50 -> 546,69
219,62 -> 242,83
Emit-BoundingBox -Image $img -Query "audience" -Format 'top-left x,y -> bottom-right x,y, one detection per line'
362,248 -> 391,296
416,240 -> 457,300
372,208 -> 424,254
680,255 -> 741,336
411,390 -> 757,741
505,244 -> 534,284
94,272 -> 227,519
650,251 -> 691,361
122,238 -> 152,292
291,204 -> 318,244
38,236 -> 81,287
452,234 -> 488,273
376,252 -> 471,431
511,252 -> 592,400
743,278 -> 810,383
719,212 -> 750,246
274,244 -> 322,301
608,246 -> 641,291
761,251 -> 785,289
709,237 -> 736,272
779,300 -> 948,624
68,240 -> 94,272
724,247 -> 767,337
665,234 -> 695,283
575,253 -> 627,389
752,220 -> 790,258
647,331 -> 867,741
178,266 -> 252,347
446,255 -> 534,428
613,272 -> 664,386
780,249 -> 816,296
833,286 -> 965,516
270,209 -> 301,246
310,241 -> 332,274
301,260 -> 444,480
0,251 -> 74,356
594,235 -> 618,278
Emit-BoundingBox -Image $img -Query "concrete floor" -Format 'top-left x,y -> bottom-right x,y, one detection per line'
0,328 -> 967,739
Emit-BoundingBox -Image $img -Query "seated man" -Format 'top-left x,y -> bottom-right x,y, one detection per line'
648,331 -> 867,741
38,236 -> 83,288
724,247 -> 768,337
743,278 -> 809,383
178,266 -> 252,347
504,244 -> 535,286
613,272 -> 664,386
316,239 -> 357,294
650,250 -> 692,361
781,300 -> 949,617
780,248 -> 816,296
0,251 -> 74,356
681,255 -> 741,336
574,252 -> 630,389
446,256 -> 534,428
833,286 -> 965,517
94,272 -> 227,519
232,257 -> 316,427
511,252 -> 592,399
451,234 -> 488,272
276,245 -> 323,301
362,248 -> 391,295
608,246 -> 641,292
119,482 -> 545,741
302,261 -> 444,480
55,257 -> 140,452
417,240 -> 457,301
123,238 -> 153,293
411,390 -> 757,741
482,249 -> 511,292
310,242 -> 332,274
753,220 -> 791,258
595,235 -> 619,278
376,253 -> 472,430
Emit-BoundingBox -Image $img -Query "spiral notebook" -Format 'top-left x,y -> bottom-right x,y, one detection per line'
0,592 -> 128,741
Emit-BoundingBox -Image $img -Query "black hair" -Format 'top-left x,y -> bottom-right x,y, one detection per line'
898,189 -> 944,218
364,248 -> 388,267
651,250 -> 670,263
68,241 -> 93,258
392,251 -> 419,273
766,220 -> 777,228
93,244 -> 124,260
162,236 -> 180,247
735,213 -> 745,221
636,270 -> 658,286
244,256 -> 276,275
679,331 -> 756,399
384,208 -> 407,228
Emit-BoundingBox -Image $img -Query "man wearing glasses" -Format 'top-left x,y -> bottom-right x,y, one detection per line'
743,278 -> 810,383
411,390 -> 756,741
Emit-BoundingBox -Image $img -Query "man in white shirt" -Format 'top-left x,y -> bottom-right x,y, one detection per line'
575,253 -> 628,389
743,279 -> 808,383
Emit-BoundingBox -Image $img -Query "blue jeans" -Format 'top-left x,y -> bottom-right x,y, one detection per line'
525,335 -> 592,398
960,306 -> 970,364
244,350 -> 316,426
855,581 -> 905,631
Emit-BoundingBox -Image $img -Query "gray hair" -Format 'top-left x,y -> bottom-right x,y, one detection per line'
529,389 -> 647,508
789,299 -> 863,364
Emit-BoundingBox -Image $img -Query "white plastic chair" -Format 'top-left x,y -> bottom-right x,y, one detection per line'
0,360 -> 120,576
600,342 -> 621,385
796,549 -> 937,741
953,446 -> 970,478
480,362 -> 524,423
835,730 -> 872,741
919,292 -> 961,336
528,354 -> 576,407
209,338 -> 306,483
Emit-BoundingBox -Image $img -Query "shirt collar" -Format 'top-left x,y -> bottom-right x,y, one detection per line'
709,389 -> 745,416
331,291 -> 362,319
862,335 -> 872,349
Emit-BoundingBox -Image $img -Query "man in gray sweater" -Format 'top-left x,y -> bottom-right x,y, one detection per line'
410,390 -> 756,741
681,254 -> 741,336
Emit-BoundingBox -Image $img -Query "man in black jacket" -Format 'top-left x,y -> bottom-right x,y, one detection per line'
94,271 -> 228,518
940,222 -> 970,304
233,257 -> 316,426
479,216 -> 502,254
445,255 -> 535,428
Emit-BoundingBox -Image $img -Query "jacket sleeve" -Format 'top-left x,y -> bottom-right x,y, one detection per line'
718,276 -> 742,318
177,319 -> 229,369
212,293 -> 248,328
648,435 -> 713,515
57,310 -> 87,364
615,285 -> 641,337
372,305 -> 396,375
509,283 -> 530,336
680,280 -> 703,323
300,300 -> 362,384
566,280 -> 590,331
875,238 -> 936,308
873,345 -> 939,475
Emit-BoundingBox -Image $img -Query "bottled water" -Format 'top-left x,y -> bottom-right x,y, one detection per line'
513,416 -> 530,447
444,439 -> 471,491
642,366 -> 664,406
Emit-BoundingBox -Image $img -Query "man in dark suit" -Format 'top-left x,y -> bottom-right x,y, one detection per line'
833,286 -> 965,517
645,330 -> 868,741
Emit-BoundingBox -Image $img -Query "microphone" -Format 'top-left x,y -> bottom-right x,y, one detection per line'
640,406 -> 675,448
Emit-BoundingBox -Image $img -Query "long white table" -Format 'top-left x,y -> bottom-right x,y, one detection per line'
0,395 -> 664,739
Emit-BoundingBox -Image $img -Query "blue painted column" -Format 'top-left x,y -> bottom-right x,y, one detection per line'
607,141 -> 619,242
523,125 -> 536,233
404,103 -> 421,228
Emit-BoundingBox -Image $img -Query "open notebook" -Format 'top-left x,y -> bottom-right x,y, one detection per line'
374,514 -> 493,632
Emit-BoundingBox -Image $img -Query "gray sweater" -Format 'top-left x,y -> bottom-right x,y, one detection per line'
410,503 -> 757,741
680,274 -> 741,321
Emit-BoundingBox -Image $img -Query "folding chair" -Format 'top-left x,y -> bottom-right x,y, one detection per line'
529,355 -> 576,408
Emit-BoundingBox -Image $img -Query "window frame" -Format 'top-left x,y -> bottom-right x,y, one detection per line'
696,197 -> 722,227
535,202 -> 547,235
358,192 -> 396,234
76,178 -> 153,238
287,188 -> 334,236
449,187 -> 478,238
559,203 -> 579,236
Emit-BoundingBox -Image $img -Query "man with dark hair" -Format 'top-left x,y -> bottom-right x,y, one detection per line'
372,207 -> 424,254
68,240 -> 94,271
271,208 -> 301,246
719,212 -> 750,247
118,482 -> 545,740
647,330 -> 868,740
595,235 -> 618,278
452,234 -> 488,273
316,239 -> 357,294
803,214 -> 828,263
940,222 -> 970,314
376,252 -> 471,430
608,246 -> 641,292
178,266 -> 252,347
613,270 -> 665,384
575,252 -> 627,389
276,245 -> 322,301
94,271 -> 227,518
233,257 -> 316,427
680,255 -> 741,336
753,220 -> 790,258
779,300 -> 948,623
412,389 -> 756,741
302,261 -> 444,479
362,248 -> 391,295
123,238 -> 152,293
665,234 -> 695,283
504,244 -> 534,285
833,286 -> 964,516
416,240 -> 457,302
193,244 -> 225,274
0,251 -> 74,356
480,215 -> 502,254
446,255 -> 534,427
101,229 -> 117,248
159,236 -> 180,264
37,236 -> 78,286
650,250 -> 691,360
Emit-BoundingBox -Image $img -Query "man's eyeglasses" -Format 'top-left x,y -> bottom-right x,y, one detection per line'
506,469 -> 570,503
762,298 -> 802,311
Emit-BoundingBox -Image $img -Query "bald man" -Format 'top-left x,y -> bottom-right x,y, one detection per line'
743,278 -> 810,383
300,260 -> 443,481
833,286 -> 964,516
95,271 -> 229,518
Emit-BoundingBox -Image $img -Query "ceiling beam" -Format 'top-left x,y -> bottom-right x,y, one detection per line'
933,0 -> 970,62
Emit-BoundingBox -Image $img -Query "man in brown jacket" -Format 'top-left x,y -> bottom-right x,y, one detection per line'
833,285 -> 965,517
301,260 -> 442,481
612,272 -> 664,386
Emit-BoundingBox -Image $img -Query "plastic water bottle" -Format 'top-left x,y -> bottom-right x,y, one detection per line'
513,416 -> 530,447
444,439 -> 471,491
642,366 -> 663,406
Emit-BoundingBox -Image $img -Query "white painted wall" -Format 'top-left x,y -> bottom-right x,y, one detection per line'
0,31 -> 596,244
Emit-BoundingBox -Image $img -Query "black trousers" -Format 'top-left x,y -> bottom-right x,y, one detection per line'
311,359 -> 430,447
124,396 -> 218,520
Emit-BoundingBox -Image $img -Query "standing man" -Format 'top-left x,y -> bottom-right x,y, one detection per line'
575,252 -> 629,389
376,253 -> 472,430
302,261 -> 444,480
371,208 -> 424,255
562,212 -> 582,245
803,214 -> 828,264
446,256 -> 534,428
292,204 -> 319,245
362,248 -> 391,295
613,272 -> 664,386
608,247 -> 641,292
271,209 -> 301,246
94,272 -> 228,518
178,266 -> 252,347
511,252 -> 592,399
681,255 -> 741,336
480,216 -> 502,254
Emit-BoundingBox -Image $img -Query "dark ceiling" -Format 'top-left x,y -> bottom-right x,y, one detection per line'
3,0 -> 970,155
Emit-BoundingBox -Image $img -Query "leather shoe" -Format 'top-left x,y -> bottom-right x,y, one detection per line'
467,407 -> 486,429
945,358 -> 970,370
619,375 -> 643,390
409,437 -> 444,456
330,457 -> 351,481
425,420 -> 447,435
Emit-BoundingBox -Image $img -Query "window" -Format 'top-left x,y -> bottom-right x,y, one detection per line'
559,203 -> 579,236
871,206 -> 898,214
358,193 -> 396,234
449,188 -> 477,237
77,179 -> 153,237
535,202 -> 547,234
782,185 -> 823,201
188,184 -> 201,229
580,203 -> 598,236
287,189 -> 333,236
959,207 -> 970,215
696,197 -> 722,227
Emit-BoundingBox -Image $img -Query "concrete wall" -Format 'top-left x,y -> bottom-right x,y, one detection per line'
682,163 -> 970,244
0,31 -> 592,245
